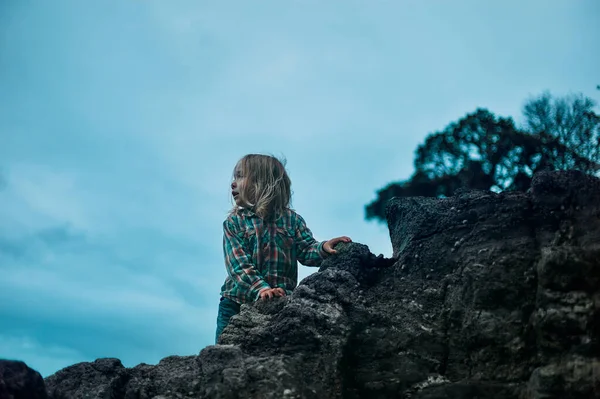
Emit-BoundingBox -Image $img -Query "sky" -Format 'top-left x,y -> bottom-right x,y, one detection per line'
0,0 -> 598,377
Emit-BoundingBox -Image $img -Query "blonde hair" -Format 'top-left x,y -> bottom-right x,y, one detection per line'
231,154 -> 292,219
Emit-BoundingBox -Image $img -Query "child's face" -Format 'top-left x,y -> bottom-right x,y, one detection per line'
231,163 -> 246,206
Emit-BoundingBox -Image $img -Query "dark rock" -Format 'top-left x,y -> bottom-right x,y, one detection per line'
384,170 -> 600,397
45,356 -> 202,399
39,170 -> 600,398
45,358 -> 127,399
0,359 -> 47,399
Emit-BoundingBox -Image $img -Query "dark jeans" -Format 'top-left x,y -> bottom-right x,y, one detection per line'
215,297 -> 241,343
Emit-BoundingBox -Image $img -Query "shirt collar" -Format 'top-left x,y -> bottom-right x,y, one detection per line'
237,207 -> 258,218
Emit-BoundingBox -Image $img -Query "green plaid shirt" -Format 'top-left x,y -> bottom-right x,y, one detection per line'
220,207 -> 326,304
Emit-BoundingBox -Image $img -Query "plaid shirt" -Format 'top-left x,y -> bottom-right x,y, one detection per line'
220,207 -> 326,304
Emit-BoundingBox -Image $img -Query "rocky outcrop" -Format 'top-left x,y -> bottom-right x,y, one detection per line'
44,357 -> 203,399
11,170 -> 600,398
381,170 -> 600,398
0,359 -> 47,399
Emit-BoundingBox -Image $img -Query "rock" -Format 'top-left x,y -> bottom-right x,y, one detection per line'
45,357 -> 202,399
44,358 -> 127,399
384,170 -> 600,397
39,170 -> 600,398
524,356 -> 600,399
0,359 -> 47,399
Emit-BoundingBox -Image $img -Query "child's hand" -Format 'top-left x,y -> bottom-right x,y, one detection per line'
258,287 -> 286,300
323,236 -> 352,255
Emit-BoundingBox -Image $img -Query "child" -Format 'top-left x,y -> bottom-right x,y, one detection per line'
215,154 -> 351,342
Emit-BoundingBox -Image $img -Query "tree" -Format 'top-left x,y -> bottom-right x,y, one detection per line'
365,92 -> 600,222
523,92 -> 600,171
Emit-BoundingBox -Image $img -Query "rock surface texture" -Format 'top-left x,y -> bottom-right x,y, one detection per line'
8,170 -> 600,398
0,359 -> 47,399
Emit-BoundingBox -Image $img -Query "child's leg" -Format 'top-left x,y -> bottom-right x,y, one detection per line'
215,297 -> 241,343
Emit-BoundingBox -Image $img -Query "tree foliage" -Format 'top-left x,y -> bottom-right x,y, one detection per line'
366,92 -> 600,222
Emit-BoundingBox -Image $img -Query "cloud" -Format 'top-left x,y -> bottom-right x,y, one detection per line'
0,220 -> 218,376
0,335 -> 86,377
0,161 -> 221,374
7,166 -> 90,229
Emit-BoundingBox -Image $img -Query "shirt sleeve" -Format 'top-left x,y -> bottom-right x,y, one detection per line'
223,219 -> 271,300
294,213 -> 327,266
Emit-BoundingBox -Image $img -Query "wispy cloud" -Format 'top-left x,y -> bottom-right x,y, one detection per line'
0,335 -> 85,377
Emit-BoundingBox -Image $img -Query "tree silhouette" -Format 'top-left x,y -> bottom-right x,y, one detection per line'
366,92 -> 600,222
523,92 -> 600,170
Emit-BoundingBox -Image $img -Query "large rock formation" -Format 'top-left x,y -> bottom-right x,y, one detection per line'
6,170 -> 600,398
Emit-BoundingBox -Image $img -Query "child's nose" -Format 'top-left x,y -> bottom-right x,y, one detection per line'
231,181 -> 237,189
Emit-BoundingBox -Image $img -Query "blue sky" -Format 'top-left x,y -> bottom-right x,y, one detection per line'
1,0 -> 598,377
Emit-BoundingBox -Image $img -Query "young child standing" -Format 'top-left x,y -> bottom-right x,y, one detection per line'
216,154 -> 351,342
